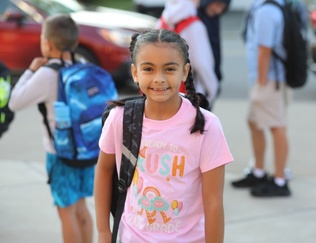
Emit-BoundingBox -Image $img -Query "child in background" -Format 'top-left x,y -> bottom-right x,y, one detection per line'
9,14 -> 94,243
156,0 -> 219,109
94,29 -> 233,243
198,0 -> 231,88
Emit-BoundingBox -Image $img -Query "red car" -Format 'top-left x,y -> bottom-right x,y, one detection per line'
0,0 -> 157,87
312,8 -> 316,27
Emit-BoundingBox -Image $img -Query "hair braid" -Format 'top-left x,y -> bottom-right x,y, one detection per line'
130,33 -> 140,62
130,29 -> 206,134
184,58 -> 206,134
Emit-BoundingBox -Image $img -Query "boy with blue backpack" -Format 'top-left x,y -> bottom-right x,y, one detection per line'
9,14 -> 118,243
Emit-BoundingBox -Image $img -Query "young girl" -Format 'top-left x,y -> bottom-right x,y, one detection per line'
94,29 -> 233,243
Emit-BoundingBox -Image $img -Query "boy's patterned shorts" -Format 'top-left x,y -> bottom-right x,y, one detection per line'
46,153 -> 95,208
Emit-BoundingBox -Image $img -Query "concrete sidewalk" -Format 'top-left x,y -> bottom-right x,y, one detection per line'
1,98 -> 316,243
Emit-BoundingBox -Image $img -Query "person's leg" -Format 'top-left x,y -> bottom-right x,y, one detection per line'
248,120 -> 265,170
76,198 -> 93,243
231,119 -> 268,188
48,154 -> 94,242
57,204 -> 82,243
271,126 -> 288,178
231,83 -> 270,188
250,82 -> 291,197
57,199 -> 93,243
47,154 -> 81,243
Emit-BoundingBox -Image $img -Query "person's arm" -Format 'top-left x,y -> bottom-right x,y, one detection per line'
94,150 -> 116,243
257,45 -> 272,85
9,57 -> 51,111
202,165 -> 225,243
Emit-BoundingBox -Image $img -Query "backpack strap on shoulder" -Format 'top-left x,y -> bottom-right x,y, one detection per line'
159,17 -> 174,31
111,97 -> 145,243
45,62 -> 63,71
160,16 -> 200,34
175,16 -> 200,33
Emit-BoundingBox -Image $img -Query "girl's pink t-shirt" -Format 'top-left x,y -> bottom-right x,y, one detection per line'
99,97 -> 233,243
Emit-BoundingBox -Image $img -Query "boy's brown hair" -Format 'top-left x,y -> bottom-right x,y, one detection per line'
42,14 -> 78,52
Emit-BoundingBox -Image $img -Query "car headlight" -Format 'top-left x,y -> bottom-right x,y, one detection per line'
98,29 -> 138,48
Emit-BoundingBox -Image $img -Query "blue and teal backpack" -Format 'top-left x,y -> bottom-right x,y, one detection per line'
39,59 -> 118,168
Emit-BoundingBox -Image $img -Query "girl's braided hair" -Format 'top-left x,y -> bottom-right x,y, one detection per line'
130,29 -> 206,134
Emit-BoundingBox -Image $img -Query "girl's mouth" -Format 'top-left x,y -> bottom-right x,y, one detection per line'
151,88 -> 168,91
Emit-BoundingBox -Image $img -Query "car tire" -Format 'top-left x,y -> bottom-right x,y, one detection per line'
74,46 -> 98,65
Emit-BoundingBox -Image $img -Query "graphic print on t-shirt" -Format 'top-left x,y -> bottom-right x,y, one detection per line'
126,139 -> 190,233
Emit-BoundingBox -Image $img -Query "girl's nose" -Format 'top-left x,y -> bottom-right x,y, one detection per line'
153,72 -> 165,83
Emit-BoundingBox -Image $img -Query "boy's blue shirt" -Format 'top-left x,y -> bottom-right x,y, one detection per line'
246,0 -> 286,84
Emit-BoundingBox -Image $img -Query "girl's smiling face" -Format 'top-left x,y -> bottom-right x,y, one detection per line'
131,42 -> 189,105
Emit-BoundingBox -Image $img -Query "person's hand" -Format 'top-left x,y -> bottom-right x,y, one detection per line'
28,57 -> 48,72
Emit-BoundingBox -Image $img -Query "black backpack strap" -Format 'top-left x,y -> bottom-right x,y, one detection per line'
45,62 -> 63,71
38,103 -> 54,140
37,63 -> 63,140
111,98 -> 145,243
264,0 -> 285,61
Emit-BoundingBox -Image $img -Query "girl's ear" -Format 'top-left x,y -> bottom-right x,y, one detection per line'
183,63 -> 190,81
131,64 -> 138,83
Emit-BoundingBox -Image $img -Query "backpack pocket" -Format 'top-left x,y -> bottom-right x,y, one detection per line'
80,116 -> 102,150
54,127 -> 76,159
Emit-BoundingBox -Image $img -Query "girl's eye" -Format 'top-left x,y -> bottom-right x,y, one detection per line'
143,67 -> 152,72
166,67 -> 176,72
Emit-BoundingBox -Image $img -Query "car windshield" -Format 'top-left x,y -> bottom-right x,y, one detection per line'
27,0 -> 84,15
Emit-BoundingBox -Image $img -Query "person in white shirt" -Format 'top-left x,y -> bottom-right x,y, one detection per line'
156,0 -> 219,109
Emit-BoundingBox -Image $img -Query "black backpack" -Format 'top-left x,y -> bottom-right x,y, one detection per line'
101,96 -> 145,243
266,0 -> 308,88
0,61 -> 14,138
242,0 -> 308,88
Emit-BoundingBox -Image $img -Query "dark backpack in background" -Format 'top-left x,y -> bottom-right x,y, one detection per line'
0,62 -> 14,138
242,0 -> 308,88
101,96 -> 145,243
265,0 -> 308,88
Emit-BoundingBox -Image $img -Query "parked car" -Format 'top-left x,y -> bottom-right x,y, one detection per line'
0,0 -> 157,87
133,0 -> 165,17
